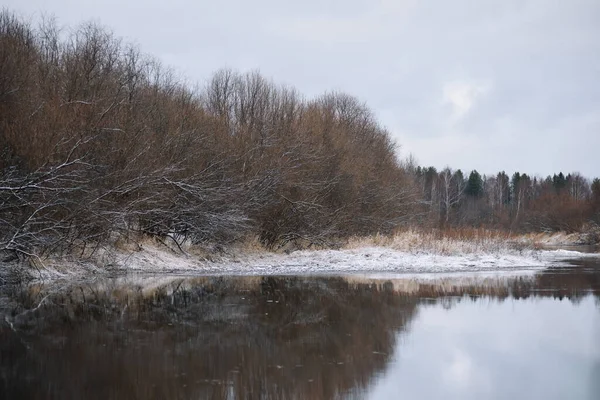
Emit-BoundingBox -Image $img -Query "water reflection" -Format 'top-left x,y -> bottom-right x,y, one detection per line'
1,261 -> 599,400
1,276 -> 416,400
367,295 -> 600,400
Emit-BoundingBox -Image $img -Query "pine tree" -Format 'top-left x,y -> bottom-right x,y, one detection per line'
592,178 -> 600,208
553,172 -> 567,192
497,171 -> 511,204
465,170 -> 484,197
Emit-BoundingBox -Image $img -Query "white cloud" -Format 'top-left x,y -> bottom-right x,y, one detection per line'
443,81 -> 491,122
443,349 -> 474,388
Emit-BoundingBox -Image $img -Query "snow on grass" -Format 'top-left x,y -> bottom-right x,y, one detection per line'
197,246 -> 562,276
106,243 -> 597,277
32,231 -> 599,281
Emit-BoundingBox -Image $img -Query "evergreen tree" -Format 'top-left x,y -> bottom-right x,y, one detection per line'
511,172 -> 521,196
592,178 -> 600,208
453,169 -> 465,197
423,166 -> 438,201
553,172 -> 567,192
465,170 -> 484,197
497,171 -> 511,204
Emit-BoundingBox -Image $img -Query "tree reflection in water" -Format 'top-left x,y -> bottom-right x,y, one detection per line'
1,276 -> 415,400
0,261 -> 599,400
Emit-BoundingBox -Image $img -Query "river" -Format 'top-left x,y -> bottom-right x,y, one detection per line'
1,257 -> 599,399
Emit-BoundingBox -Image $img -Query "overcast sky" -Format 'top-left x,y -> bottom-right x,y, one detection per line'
5,0 -> 600,178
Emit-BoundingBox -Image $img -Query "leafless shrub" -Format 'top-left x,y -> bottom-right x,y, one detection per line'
0,11 -> 418,268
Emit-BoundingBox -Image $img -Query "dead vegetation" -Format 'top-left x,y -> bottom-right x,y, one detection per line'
346,228 -> 522,255
0,11 -> 597,279
0,11 -> 416,271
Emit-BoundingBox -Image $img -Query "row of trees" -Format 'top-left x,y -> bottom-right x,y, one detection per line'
0,11 -> 415,261
1,11 -> 598,264
412,166 -> 600,232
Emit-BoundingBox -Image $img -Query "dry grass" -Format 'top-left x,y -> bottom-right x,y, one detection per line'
520,224 -> 600,246
346,228 -> 526,255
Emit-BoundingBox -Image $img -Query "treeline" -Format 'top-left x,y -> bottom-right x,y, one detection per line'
0,11 -> 414,260
412,166 -> 600,233
1,11 -> 598,264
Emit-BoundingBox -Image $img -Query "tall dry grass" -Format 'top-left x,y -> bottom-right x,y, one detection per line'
346,228 -> 527,255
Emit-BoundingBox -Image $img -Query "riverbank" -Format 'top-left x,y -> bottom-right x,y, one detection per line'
4,230 -> 598,284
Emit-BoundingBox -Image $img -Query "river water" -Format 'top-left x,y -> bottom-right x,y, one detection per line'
1,258 -> 599,399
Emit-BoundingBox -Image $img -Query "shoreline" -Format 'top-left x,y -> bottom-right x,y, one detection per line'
2,229 -> 598,285
11,242 -> 599,285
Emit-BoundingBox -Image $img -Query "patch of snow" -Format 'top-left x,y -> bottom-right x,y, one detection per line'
186,246 -> 596,277
35,243 -> 599,281
538,249 -> 598,258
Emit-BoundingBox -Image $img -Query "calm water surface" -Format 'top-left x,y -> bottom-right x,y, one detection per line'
1,259 -> 599,399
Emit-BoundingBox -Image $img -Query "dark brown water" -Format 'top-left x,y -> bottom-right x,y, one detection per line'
1,260 -> 599,400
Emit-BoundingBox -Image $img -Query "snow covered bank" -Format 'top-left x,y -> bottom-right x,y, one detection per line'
192,247 -> 597,276
27,242 -> 597,282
